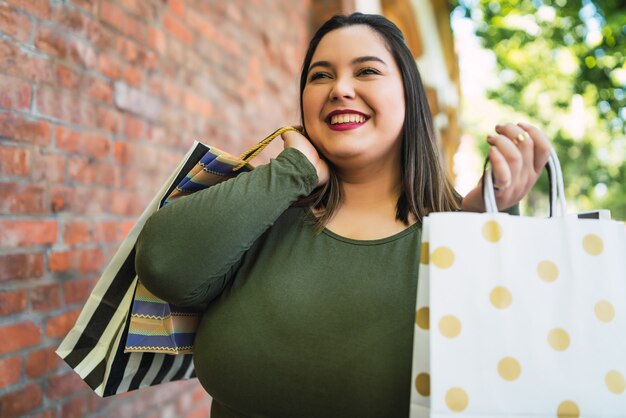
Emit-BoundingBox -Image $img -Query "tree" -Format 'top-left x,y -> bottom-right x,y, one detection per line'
451,0 -> 626,219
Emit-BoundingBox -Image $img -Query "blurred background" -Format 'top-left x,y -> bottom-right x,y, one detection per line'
0,0 -> 623,417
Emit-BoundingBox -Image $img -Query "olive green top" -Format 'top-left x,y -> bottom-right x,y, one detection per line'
135,147 -> 514,417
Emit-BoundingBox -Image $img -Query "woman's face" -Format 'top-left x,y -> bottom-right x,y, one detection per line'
302,25 -> 406,170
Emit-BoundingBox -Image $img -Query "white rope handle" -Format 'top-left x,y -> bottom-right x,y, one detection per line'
483,147 -> 566,217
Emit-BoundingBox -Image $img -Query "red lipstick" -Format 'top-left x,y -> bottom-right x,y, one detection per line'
325,109 -> 370,131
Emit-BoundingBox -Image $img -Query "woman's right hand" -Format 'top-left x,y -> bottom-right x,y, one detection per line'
281,128 -> 329,188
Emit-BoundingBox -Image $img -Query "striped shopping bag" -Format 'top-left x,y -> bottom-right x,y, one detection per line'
56,127 -> 297,395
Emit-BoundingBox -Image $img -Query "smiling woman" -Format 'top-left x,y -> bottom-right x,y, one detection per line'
135,12 -> 551,418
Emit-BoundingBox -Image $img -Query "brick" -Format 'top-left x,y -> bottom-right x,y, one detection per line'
113,82 -> 161,120
30,410 -> 55,418
122,64 -> 144,87
95,105 -> 123,134
5,0 -> 50,19
25,346 -> 59,378
71,0 -> 98,15
36,85 -> 97,126
55,63 -> 83,91
88,392 -> 107,412
67,38 -> 97,70
169,0 -> 185,18
0,40 -> 55,84
50,186 -> 109,215
55,125 -> 80,151
0,289 -> 27,315
0,322 -> 41,355
64,221 -> 118,246
0,383 -> 43,418
0,356 -> 22,388
67,157 -> 118,187
0,220 -> 58,247
31,283 -> 61,312
0,4 -> 32,43
119,0 -> 158,20
35,25 -> 68,59
148,28 -> 166,54
0,146 -> 29,177
45,310 -> 80,338
192,385 -> 208,402
186,12 -> 214,42
64,278 -> 95,304
100,2 -> 147,43
86,76 -> 113,103
97,53 -> 123,80
31,151 -> 66,183
0,182 -> 46,214
50,4 -> 91,37
115,36 -> 157,69
49,248 -> 105,275
119,220 -> 135,240
61,396 -> 88,418
0,73 -> 31,110
0,113 -> 51,146
113,141 -> 159,166
124,114 -> 145,140
163,13 -> 193,45
0,253 -> 44,281
186,405 -> 211,418
81,133 -> 111,159
108,190 -> 143,216
46,372 -> 87,399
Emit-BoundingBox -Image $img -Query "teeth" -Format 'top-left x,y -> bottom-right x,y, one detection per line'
330,114 -> 367,125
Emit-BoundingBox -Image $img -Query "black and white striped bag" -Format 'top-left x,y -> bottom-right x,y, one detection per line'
55,142 -> 209,396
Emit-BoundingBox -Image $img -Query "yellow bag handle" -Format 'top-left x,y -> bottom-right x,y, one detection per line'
232,126 -> 300,171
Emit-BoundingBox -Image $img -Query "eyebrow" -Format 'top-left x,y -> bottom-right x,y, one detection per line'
308,56 -> 387,72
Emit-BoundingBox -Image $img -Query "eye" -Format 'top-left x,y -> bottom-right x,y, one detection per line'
309,72 -> 331,81
357,67 -> 381,76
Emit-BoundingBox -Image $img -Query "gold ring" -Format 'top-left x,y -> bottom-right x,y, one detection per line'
516,133 -> 528,143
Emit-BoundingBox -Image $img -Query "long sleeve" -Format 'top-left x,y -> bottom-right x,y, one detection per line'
134,147 -> 318,307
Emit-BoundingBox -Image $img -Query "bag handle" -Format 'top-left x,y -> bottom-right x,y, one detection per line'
232,126 -> 300,171
482,147 -> 566,217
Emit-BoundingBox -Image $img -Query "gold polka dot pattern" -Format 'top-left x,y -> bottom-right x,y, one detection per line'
415,373 -> 430,397
497,357 -> 521,381
431,247 -> 454,269
537,260 -> 559,282
410,213 -> 626,416
445,387 -> 469,412
438,315 -> 462,338
556,400 -> 580,418
415,307 -> 430,330
482,220 -> 502,243
548,328 -> 570,352
490,286 -> 512,309
594,300 -> 615,323
582,234 -> 603,255
605,370 -> 625,394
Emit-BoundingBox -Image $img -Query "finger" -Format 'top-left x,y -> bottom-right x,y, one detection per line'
517,122 -> 551,174
487,133 -> 522,182
495,123 -> 534,173
487,145 -> 512,189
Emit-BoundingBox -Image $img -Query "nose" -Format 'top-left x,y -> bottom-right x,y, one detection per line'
329,75 -> 355,101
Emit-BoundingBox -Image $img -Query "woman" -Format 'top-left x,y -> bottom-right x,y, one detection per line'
135,13 -> 551,418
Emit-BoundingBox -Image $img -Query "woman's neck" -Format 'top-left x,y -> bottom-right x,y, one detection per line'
315,163 -> 417,239
336,162 -> 402,212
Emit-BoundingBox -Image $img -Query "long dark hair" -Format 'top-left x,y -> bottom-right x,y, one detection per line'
296,13 -> 461,233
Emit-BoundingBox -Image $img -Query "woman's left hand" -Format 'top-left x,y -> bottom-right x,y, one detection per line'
461,122 -> 552,212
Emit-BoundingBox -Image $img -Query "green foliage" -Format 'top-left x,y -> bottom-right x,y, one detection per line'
451,0 -> 626,219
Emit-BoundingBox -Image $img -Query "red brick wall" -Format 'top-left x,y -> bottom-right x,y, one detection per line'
0,1 -> 311,417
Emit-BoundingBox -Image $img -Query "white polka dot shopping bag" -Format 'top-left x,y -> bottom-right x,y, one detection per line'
410,150 -> 626,418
